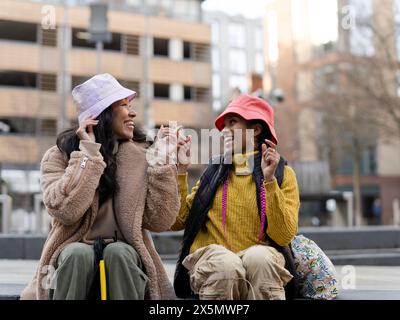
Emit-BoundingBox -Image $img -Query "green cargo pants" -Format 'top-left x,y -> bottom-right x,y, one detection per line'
50,242 -> 149,300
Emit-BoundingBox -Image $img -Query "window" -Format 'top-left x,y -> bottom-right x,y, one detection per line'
0,20 -> 37,43
183,41 -> 192,59
103,33 -> 121,51
192,43 -> 210,62
255,53 -> 264,74
337,142 -> 377,175
229,75 -> 248,93
0,117 -> 56,136
153,38 -> 169,57
184,42 -> 210,62
119,80 -> 140,96
211,21 -> 220,44
184,86 -> 192,100
395,0 -> 400,59
39,28 -> 57,47
186,0 -> 201,21
0,71 -> 56,91
212,48 -> 220,71
123,34 -> 140,55
71,76 -> 90,89
193,87 -> 211,102
254,27 -> 263,50
229,50 -> 247,74
362,145 -> 377,175
229,23 -> 246,48
174,0 -> 187,17
396,70 -> 400,97
38,73 -> 57,91
72,28 -> 121,51
348,0 -> 375,56
314,65 -> 338,94
72,28 -> 95,49
213,100 -> 221,111
183,86 -> 210,102
153,83 -> 170,99
0,71 -> 36,89
212,74 -> 221,99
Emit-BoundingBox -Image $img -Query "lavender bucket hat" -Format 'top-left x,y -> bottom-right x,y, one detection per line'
72,73 -> 137,125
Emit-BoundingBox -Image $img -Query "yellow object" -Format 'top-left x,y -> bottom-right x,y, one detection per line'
171,153 -> 300,252
99,260 -> 107,300
232,151 -> 259,175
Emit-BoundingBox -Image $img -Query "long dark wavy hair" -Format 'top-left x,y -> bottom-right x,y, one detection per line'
56,105 -> 148,205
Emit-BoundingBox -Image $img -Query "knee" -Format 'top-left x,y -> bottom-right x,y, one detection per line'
202,246 -> 245,279
59,243 -> 94,265
218,255 -> 244,278
242,245 -> 282,270
103,242 -> 140,265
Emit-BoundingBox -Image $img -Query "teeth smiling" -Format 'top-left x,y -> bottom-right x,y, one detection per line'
125,121 -> 134,128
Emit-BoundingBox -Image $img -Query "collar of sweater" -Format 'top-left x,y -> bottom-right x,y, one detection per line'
232,150 -> 259,176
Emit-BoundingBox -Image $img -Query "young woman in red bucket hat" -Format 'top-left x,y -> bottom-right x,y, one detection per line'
172,94 -> 300,300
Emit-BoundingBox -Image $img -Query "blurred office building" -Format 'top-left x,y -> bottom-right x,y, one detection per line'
264,0 -> 400,225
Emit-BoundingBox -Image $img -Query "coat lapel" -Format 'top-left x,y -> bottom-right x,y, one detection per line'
113,141 -> 161,298
114,141 -> 148,243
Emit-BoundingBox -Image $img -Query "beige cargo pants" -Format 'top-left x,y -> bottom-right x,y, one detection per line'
182,244 -> 293,300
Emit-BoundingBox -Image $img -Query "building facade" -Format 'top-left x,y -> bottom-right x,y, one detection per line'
204,11 -> 265,113
264,0 -> 400,225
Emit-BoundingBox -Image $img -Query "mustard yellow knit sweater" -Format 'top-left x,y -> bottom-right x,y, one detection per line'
171,152 -> 300,254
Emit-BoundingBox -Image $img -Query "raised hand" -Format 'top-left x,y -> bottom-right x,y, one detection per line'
261,139 -> 280,182
177,131 -> 192,174
76,116 -> 98,142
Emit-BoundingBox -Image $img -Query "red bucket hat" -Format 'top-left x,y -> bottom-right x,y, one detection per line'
215,94 -> 278,145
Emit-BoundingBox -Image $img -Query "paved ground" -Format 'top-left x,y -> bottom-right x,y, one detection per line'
1,260 -> 400,299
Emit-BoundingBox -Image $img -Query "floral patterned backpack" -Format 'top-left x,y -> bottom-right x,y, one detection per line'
290,235 -> 339,300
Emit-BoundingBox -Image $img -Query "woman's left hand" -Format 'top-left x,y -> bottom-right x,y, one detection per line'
261,139 -> 280,182
148,125 -> 180,165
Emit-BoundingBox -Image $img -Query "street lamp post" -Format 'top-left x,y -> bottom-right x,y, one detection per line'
89,3 -> 111,74
96,42 -> 104,74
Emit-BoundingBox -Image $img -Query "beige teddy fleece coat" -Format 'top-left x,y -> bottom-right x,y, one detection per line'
20,140 -> 179,300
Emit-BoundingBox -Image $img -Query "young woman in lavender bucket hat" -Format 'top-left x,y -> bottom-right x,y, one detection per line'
21,73 -> 180,300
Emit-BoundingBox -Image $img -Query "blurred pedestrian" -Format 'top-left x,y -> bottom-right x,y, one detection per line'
372,198 -> 382,225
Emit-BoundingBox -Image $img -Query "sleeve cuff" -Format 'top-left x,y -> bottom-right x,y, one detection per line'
79,140 -> 102,158
178,172 -> 188,184
147,164 -> 177,176
264,177 -> 279,193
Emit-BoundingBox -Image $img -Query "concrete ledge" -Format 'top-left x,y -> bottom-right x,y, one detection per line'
1,227 -> 400,260
0,284 -> 24,300
336,290 -> 400,300
299,226 -> 400,251
0,235 -> 46,260
2,284 -> 400,300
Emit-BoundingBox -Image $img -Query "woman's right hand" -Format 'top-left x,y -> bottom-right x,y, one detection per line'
177,131 -> 192,174
76,116 -> 98,142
